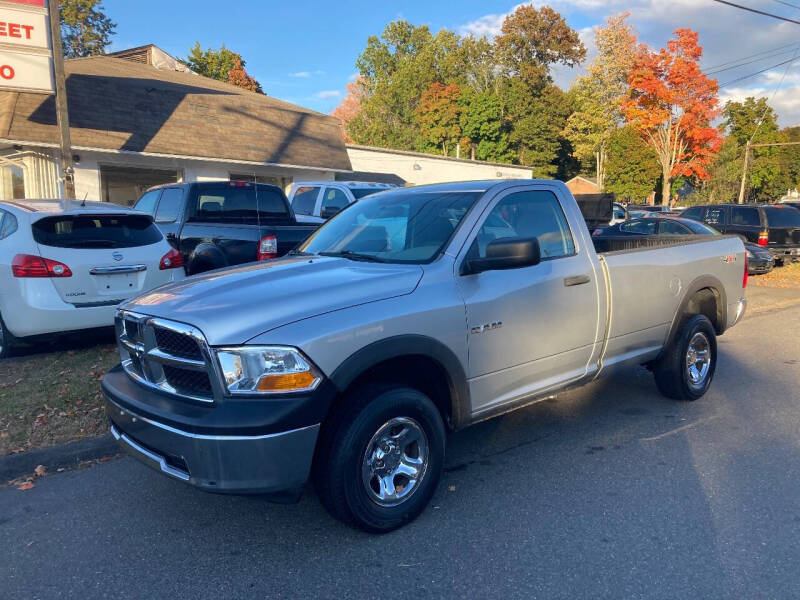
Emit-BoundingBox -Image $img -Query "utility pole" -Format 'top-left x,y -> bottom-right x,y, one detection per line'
737,140 -> 751,205
47,0 -> 74,199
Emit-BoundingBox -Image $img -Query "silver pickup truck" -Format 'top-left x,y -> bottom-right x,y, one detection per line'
103,180 -> 748,532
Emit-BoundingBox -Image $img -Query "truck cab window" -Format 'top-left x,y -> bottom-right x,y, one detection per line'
292,186 -> 320,215
731,207 -> 760,227
155,188 -> 184,223
474,190 -> 575,259
321,188 -> 349,212
134,190 -> 160,215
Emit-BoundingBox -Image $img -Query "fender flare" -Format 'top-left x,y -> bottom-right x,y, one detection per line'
329,334 -> 471,430
663,275 -> 728,352
186,243 -> 228,275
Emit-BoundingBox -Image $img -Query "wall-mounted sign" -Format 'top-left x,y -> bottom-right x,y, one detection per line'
0,0 -> 53,93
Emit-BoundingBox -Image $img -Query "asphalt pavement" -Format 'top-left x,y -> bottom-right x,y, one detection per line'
2,299 -> 800,599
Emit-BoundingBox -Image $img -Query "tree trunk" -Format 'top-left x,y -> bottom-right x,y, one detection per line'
661,164 -> 671,207
597,146 -> 606,192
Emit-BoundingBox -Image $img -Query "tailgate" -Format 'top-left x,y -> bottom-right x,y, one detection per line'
31,214 -> 172,306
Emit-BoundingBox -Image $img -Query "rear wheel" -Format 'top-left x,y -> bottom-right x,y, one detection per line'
313,385 -> 445,532
653,314 -> 716,401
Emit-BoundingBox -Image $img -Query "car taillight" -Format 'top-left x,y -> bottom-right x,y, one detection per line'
743,253 -> 748,288
12,254 -> 72,278
159,248 -> 184,270
758,231 -> 769,246
258,235 -> 278,261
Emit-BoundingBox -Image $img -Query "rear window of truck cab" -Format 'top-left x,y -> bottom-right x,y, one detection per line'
194,185 -> 289,223
32,214 -> 163,248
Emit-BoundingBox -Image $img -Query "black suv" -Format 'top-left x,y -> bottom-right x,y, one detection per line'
680,203 -> 800,264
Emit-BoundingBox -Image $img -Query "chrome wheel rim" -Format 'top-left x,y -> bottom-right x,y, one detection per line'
362,417 -> 428,507
686,332 -> 711,387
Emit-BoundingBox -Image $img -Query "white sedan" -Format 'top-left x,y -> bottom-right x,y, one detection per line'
0,199 -> 185,358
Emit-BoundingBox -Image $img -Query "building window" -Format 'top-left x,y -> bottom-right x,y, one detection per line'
100,166 -> 180,206
0,163 -> 25,200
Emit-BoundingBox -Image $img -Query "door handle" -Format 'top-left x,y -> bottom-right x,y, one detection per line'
564,274 -> 591,287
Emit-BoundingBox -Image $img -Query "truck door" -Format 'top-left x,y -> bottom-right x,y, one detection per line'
455,186 -> 601,416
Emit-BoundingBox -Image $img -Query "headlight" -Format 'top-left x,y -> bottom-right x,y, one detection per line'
746,248 -> 754,259
216,346 -> 321,394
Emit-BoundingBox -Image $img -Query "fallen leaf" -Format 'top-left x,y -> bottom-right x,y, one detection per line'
34,465 -> 46,477
17,482 -> 34,491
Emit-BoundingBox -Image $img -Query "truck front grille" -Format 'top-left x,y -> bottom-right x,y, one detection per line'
116,311 -> 219,403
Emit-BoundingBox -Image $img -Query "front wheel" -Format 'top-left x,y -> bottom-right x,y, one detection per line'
313,385 -> 446,532
653,314 -> 717,401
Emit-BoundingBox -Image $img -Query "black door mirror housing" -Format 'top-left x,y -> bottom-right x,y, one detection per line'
321,206 -> 342,219
465,237 -> 541,275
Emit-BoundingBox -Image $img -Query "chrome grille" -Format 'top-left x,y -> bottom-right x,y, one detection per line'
116,310 -> 220,403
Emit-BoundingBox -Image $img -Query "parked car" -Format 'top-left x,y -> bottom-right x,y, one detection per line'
287,181 -> 399,224
593,216 -> 774,275
680,203 -> 800,265
0,200 -> 185,358
610,201 -> 628,225
134,181 -> 319,275
629,205 -> 672,213
104,179 -> 747,532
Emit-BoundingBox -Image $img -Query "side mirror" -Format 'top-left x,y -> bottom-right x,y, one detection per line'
465,237 -> 541,275
321,206 -> 341,219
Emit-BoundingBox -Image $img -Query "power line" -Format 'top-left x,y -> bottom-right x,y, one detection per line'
718,54 -> 800,87
707,45 -> 800,74
771,0 -> 800,10
709,0 -> 800,25
704,41 -> 800,71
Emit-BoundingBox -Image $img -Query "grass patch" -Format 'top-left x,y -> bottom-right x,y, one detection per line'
0,337 -> 119,456
751,261 -> 800,289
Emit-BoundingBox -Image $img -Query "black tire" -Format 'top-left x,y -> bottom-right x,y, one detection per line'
653,314 -> 717,401
0,314 -> 14,360
313,385 -> 446,533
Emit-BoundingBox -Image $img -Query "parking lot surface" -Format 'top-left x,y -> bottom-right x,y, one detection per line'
2,300 -> 800,599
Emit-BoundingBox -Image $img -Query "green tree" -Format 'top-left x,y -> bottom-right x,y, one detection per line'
60,0 -> 116,58
502,79 -> 569,176
604,126 -> 660,203
779,126 -> 800,191
723,97 -> 785,201
460,91 -> 511,162
184,43 -> 264,93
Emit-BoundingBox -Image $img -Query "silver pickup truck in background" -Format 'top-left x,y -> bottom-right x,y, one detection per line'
103,180 -> 748,532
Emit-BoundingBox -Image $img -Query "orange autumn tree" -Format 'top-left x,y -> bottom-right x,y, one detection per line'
623,29 -> 721,205
415,82 -> 462,156
332,77 -> 366,143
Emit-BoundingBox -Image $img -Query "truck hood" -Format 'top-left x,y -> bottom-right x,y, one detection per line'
121,256 -> 423,345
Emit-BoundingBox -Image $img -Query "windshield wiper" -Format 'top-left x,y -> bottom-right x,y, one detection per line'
319,250 -> 387,263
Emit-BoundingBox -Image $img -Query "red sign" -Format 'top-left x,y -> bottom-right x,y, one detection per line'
4,1 -> 46,6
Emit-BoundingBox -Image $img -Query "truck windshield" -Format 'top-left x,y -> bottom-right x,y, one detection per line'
299,189 -> 482,264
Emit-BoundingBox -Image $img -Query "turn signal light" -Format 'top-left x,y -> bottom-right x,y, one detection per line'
12,254 -> 72,278
758,231 -> 769,246
159,248 -> 184,270
256,371 -> 317,392
257,235 -> 278,261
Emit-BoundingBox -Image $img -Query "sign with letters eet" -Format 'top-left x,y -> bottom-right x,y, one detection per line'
0,0 -> 54,93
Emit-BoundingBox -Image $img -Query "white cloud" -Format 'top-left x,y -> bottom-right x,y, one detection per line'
315,90 -> 341,99
289,71 -> 310,78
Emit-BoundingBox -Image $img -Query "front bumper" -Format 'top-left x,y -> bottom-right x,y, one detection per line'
748,255 -> 774,274
102,365 -> 335,495
107,395 -> 319,494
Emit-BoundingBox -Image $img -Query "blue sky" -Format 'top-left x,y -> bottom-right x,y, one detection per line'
104,0 -> 800,125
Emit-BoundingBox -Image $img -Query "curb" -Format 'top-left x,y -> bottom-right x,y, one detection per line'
1,434 -> 119,482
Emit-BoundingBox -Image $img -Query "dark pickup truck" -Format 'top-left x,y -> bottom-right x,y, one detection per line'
134,181 -> 318,275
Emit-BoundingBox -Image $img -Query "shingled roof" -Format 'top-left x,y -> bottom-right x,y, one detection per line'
0,52 -> 351,171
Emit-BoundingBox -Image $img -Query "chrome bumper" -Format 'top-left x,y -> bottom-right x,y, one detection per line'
106,395 -> 319,494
